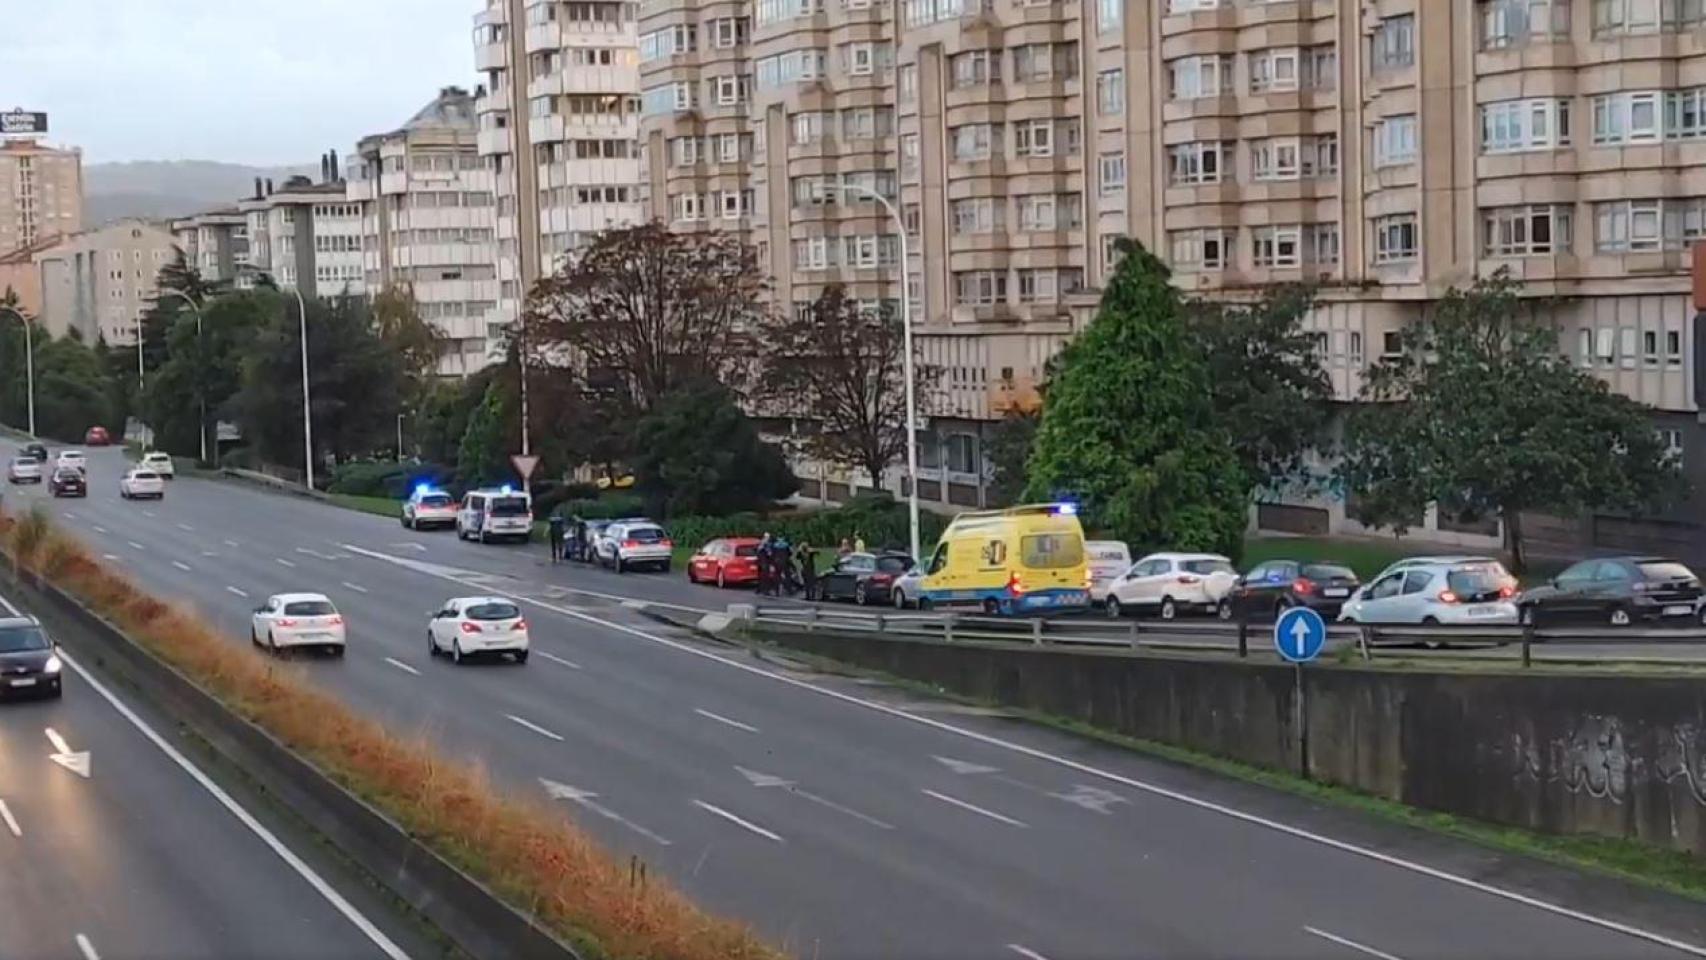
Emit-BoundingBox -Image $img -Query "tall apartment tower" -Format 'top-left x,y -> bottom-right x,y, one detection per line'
472,0 -> 648,331
0,136 -> 82,255
348,86 -> 501,376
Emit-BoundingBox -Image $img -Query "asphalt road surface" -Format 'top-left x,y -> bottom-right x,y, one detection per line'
0,588 -> 422,960
5,443 -> 1706,960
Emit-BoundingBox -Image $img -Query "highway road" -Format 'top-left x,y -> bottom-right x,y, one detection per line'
6,443 -> 1706,959
0,588 -> 424,960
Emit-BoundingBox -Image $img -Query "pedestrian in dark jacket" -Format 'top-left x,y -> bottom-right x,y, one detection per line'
797,541 -> 817,600
547,515 -> 566,563
757,533 -> 776,596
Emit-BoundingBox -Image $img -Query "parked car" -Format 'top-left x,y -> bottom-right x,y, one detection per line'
820,552 -> 914,605
919,503 -> 1090,615
118,468 -> 165,500
401,486 -> 457,530
250,593 -> 346,656
1517,557 -> 1703,627
140,451 -> 175,479
1368,555 -> 1517,595
426,596 -> 529,664
456,488 -> 533,543
1222,560 -> 1361,622
687,538 -> 761,587
596,520 -> 673,573
1104,553 -> 1238,620
84,426 -> 110,446
47,467 -> 86,498
1085,540 -> 1132,605
6,456 -> 41,484
1338,560 -> 1517,626
891,565 -> 924,609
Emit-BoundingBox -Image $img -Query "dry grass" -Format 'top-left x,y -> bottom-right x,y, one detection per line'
0,506 -> 784,960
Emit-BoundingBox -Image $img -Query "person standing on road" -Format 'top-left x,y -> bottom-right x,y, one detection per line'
757,533 -> 776,597
797,541 -> 817,600
547,514 -> 566,564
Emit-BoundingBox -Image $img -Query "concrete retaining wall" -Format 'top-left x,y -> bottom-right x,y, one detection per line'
753,624 -> 1706,855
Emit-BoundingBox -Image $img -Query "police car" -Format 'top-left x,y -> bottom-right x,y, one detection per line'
401,485 -> 458,530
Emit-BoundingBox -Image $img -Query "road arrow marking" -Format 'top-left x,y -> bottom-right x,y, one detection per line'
45,727 -> 90,778
735,765 -> 794,789
1049,784 -> 1129,815
540,778 -> 671,845
0,798 -> 21,837
934,755 -> 999,776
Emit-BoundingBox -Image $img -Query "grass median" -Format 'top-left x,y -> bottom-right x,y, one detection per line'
0,505 -> 783,960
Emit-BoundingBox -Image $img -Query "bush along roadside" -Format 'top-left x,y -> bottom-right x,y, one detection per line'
0,506 -> 782,960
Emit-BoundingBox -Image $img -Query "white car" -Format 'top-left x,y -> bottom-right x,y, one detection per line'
426,596 -> 530,664
6,457 -> 41,484
595,520 -> 673,573
890,565 -> 924,608
250,593 -> 346,655
119,468 -> 165,500
1085,540 -> 1132,604
456,488 -> 534,543
1105,552 -> 1239,620
140,451 -> 175,479
1338,560 -> 1519,626
56,450 -> 86,473
402,487 -> 457,530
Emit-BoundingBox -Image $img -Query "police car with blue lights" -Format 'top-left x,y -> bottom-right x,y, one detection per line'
401,484 -> 458,530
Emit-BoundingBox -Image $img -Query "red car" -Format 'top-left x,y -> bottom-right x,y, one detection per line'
84,426 -> 110,446
686,538 -> 762,588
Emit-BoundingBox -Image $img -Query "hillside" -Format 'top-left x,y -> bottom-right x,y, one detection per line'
83,159 -> 315,224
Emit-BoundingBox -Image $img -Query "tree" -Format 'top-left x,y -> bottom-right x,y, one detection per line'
372,286 -> 445,413
759,284 -> 940,488
1339,270 -> 1681,571
1187,285 -> 1334,494
0,290 -> 34,431
457,381 -> 510,489
31,332 -> 114,441
633,380 -> 797,517
141,291 -> 267,460
986,410 -> 1040,508
1021,241 -> 1248,558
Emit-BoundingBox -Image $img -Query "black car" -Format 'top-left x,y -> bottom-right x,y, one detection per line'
1518,557 -> 1703,627
23,442 -> 48,463
1222,559 -> 1361,621
818,552 -> 914,605
0,616 -> 63,699
48,467 -> 86,498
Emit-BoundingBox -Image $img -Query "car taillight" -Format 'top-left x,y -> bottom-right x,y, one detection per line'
870,573 -> 893,584
1177,575 -> 1201,585
623,540 -> 639,548
661,539 -> 673,548
1007,573 -> 1024,595
513,619 -> 527,631
1293,577 -> 1316,595
1498,584 -> 1515,599
327,615 -> 343,625
277,618 -> 297,627
460,621 -> 483,634
1437,590 -> 1461,604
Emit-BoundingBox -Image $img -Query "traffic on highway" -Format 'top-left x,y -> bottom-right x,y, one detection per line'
4,441 -> 1706,959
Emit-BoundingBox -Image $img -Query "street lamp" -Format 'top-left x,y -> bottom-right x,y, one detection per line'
238,268 -> 314,491
396,413 -> 406,462
813,181 -> 922,562
0,306 -> 34,437
156,289 -> 206,464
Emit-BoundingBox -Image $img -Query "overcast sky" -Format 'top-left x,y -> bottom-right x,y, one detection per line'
0,1 -> 481,165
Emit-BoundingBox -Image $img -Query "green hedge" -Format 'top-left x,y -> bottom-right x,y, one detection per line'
557,494 -> 647,521
661,499 -> 949,558
328,460 -> 458,499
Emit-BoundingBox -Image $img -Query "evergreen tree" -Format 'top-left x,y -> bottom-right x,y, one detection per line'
633,380 -> 797,517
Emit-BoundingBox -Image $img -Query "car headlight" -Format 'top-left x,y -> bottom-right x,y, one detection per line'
43,655 -> 62,674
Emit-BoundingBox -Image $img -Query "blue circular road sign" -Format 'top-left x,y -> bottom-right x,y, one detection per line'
1273,607 -> 1327,664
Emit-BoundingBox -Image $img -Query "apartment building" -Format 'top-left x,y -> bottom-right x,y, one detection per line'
169,207 -> 250,285
0,234 -> 62,317
238,160 -> 366,300
472,0 -> 648,331
0,136 -> 82,255
347,86 -> 501,376
33,218 -> 177,344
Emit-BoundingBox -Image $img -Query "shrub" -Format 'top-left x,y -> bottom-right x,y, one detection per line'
328,460 -> 457,499
556,494 -> 647,521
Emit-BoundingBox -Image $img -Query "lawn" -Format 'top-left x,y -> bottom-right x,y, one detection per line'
326,493 -> 400,519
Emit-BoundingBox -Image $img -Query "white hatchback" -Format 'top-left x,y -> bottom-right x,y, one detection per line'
140,451 -> 175,478
6,457 -> 41,484
1338,561 -> 1518,626
251,593 -> 346,655
56,450 -> 86,473
427,597 -> 530,664
119,468 -> 165,500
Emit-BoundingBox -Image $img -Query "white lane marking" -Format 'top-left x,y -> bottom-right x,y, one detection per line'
44,727 -> 71,754
534,650 -> 581,670
45,727 -> 90,778
142,510 -> 156,518
341,581 -> 369,594
0,798 -> 20,838
297,547 -> 335,561
225,586 -> 249,599
344,544 -> 1706,958
90,525 -> 107,534
1007,946 -> 1052,960
692,799 -> 783,843
202,551 -> 218,558
101,554 -> 121,562
274,557 -> 296,568
736,766 -> 895,830
382,657 -> 420,677
176,523 -> 194,532
127,541 -> 144,551
62,511 -> 77,520
540,779 -> 672,846
223,539 -> 239,548
52,647 -> 411,959
1304,926 -> 1408,960
504,714 -> 564,742
171,561 -> 192,572
694,707 -> 758,733
923,789 -> 1027,827
75,934 -> 99,960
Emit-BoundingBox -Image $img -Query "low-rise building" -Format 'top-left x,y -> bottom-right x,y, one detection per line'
238,157 -> 365,300
33,218 -> 177,344
169,206 -> 250,285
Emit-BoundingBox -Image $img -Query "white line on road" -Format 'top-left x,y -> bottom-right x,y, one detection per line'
534,650 -> 581,670
202,551 -> 217,558
342,543 -> 1706,958
101,554 -> 121,562
223,539 -> 239,548
504,714 -> 565,742
0,798 -> 20,838
62,511 -> 77,520
176,523 -> 194,532
171,560 -> 191,572
127,541 -> 144,551
692,799 -> 783,842
923,789 -> 1027,827
341,581 -> 368,594
1304,927 -> 1408,960
1007,946 -> 1052,960
74,934 -> 99,960
274,557 -> 296,568
296,547 -> 335,561
90,525 -> 107,534
540,779 -> 672,846
44,727 -> 71,755
694,707 -> 758,733
142,510 -> 156,518
383,657 -> 420,677
224,586 -> 249,599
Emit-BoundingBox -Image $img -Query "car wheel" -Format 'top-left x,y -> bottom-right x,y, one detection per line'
1519,605 -> 1535,627
330,645 -> 345,658
856,582 -> 869,605
1159,597 -> 1177,621
893,588 -> 907,610
452,639 -> 465,665
981,599 -> 1000,616
1217,600 -> 1234,621
479,528 -> 489,545
615,556 -> 626,574
428,630 -> 438,656
716,568 -> 728,589
1610,607 -> 1632,627
267,631 -> 279,655
918,596 -> 933,612
250,627 -> 260,647
514,650 -> 529,665
1105,596 -> 1123,619
1421,616 -> 1445,649
401,514 -> 411,528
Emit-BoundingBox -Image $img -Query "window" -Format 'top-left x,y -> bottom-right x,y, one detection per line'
901,132 -> 920,171
1349,331 -> 1364,365
1168,141 -> 1232,185
1013,120 -> 1054,157
1016,194 -> 1082,231
1480,98 -> 1572,153
1592,0 -> 1706,35
1167,56 -> 1231,100
1101,234 -> 1126,272
1016,269 -> 1060,303
672,192 -> 705,221
755,0 -> 823,24
1373,115 -> 1418,167
951,123 -> 997,161
954,270 -> 1008,306
710,74 -> 749,106
1304,44 -> 1337,91
951,197 -> 1002,233
1168,228 -> 1233,270
1011,43 -> 1078,82
1482,205 -> 1572,256
1592,92 -> 1662,144
1371,15 -> 1415,70
899,64 -> 918,102
711,16 -> 748,47
718,189 -> 753,219
1097,69 -> 1125,114
840,107 -> 893,140
1667,329 -> 1684,366
1249,48 -> 1299,94
843,41 -> 891,76
1374,214 -> 1419,263
1480,0 -> 1571,48
1098,0 -> 1121,32
1252,225 -> 1302,267
903,203 -> 921,235
951,50 -> 1000,88
794,236 -> 834,269
1595,199 -> 1664,252
638,24 -> 695,61
792,111 -> 828,144
756,49 -> 826,88
641,82 -> 694,115
1307,223 -> 1341,265
1669,88 -> 1706,139
1099,152 -> 1127,196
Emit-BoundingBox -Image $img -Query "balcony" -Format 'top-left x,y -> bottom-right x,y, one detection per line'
475,41 -> 508,72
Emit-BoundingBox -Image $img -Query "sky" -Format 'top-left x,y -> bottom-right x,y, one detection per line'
0,1 -> 482,165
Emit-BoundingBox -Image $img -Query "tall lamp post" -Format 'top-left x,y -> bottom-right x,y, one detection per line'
0,306 -> 33,437
238,268 -> 313,490
156,289 -> 206,463
815,182 -> 921,562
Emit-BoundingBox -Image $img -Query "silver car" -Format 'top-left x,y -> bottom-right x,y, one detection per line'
6,457 -> 42,484
1338,560 -> 1518,625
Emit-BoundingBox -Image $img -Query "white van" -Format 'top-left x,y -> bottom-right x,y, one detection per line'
456,488 -> 534,543
1085,540 -> 1132,603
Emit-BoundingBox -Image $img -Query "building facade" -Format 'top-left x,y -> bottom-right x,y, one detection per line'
0,136 -> 82,255
239,166 -> 366,301
169,207 -> 251,286
347,87 -> 501,376
33,219 -> 178,345
473,0 -> 648,331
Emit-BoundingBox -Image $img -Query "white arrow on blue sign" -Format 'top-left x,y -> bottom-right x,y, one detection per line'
1273,607 -> 1327,664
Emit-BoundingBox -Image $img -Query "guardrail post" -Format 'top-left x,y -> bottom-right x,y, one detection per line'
1357,626 -> 1372,661
943,613 -> 956,643
874,613 -> 886,632
1031,618 -> 1044,646
1521,618 -> 1533,668
1236,603 -> 1248,659
1127,620 -> 1139,650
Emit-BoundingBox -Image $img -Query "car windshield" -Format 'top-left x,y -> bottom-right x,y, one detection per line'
734,544 -> 759,557
466,602 -> 521,621
842,555 -> 876,572
283,601 -> 336,616
0,625 -> 49,653
1183,558 -> 1235,575
626,526 -> 666,543
876,556 -> 912,573
1447,567 -> 1506,597
1302,563 -> 1357,581
1021,534 -> 1084,569
489,497 -> 530,516
1638,561 -> 1696,583
419,494 -> 453,508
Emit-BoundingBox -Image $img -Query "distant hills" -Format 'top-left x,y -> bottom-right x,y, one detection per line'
83,160 -> 316,224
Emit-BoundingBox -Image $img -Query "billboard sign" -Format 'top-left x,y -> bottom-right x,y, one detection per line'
0,111 -> 47,136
